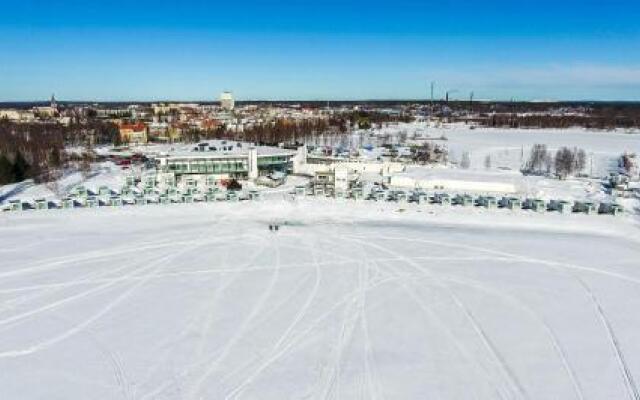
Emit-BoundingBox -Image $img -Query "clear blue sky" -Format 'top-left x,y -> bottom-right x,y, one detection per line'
1,0 -> 640,101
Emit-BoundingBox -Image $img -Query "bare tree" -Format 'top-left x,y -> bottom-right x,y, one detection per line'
554,147 -> 586,179
484,154 -> 492,170
79,152 -> 92,180
524,144 -> 550,174
544,151 -> 553,174
554,147 -> 575,179
398,130 -> 408,144
620,152 -> 638,176
574,148 -> 587,175
460,151 -> 471,169
413,142 -> 448,164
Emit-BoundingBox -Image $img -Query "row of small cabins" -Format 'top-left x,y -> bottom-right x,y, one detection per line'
1,167 -> 271,212
290,185 -> 624,215
2,178 -> 263,212
3,189 -> 262,211
2,180 -> 622,216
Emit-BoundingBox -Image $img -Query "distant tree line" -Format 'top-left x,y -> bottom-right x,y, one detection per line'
452,103 -> 640,130
344,111 -> 413,129
181,118 -> 355,146
0,120 -> 65,184
471,114 -> 640,130
177,119 -> 336,146
0,119 -> 119,185
238,119 -> 336,145
181,112 -> 413,146
63,121 -> 121,147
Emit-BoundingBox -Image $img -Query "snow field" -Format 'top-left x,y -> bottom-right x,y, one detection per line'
1,201 -> 639,399
365,122 -> 640,175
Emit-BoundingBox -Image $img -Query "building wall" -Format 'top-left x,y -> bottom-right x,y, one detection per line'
248,148 -> 258,179
119,123 -> 148,144
296,160 -> 404,176
34,106 -> 57,117
220,92 -> 235,111
334,165 -> 351,193
389,175 -> 516,193
120,128 -> 148,144
293,145 -> 307,174
0,110 -> 18,120
159,153 -> 292,179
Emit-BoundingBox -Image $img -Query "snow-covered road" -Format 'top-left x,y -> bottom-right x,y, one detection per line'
1,201 -> 639,399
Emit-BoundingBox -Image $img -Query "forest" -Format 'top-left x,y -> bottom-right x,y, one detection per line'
0,119 -> 119,185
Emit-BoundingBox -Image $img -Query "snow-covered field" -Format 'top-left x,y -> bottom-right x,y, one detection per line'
1,200 -> 640,399
443,125 -> 640,174
366,123 -> 640,175
362,123 -> 639,207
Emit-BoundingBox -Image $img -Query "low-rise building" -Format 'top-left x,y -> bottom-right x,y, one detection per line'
119,122 -> 148,144
154,140 -> 295,183
313,171 -> 335,196
0,109 -> 35,122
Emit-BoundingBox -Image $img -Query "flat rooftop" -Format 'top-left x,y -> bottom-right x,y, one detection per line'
129,140 -> 296,159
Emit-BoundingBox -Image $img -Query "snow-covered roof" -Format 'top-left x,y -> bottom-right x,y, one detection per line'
132,141 -> 296,159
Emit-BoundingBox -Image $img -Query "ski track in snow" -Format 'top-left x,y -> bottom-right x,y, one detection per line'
441,274 -> 585,400
1,204 -> 639,399
0,219 -> 224,359
367,234 -> 529,397
187,234 -> 283,399
346,231 -> 640,399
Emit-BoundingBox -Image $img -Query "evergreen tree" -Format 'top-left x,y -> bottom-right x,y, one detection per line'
0,154 -> 14,184
12,151 -> 30,182
50,147 -> 62,168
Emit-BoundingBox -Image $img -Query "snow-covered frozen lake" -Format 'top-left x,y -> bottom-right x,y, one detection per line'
365,123 -> 640,176
1,201 -> 640,399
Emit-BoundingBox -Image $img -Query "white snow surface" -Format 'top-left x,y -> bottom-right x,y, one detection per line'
365,123 -> 640,175
1,200 -> 640,399
0,163 -> 126,203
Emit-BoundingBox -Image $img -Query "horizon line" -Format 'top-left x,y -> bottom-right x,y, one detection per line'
2,98 -> 640,104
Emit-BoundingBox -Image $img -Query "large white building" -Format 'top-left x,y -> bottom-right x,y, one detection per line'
220,91 -> 235,111
154,140 -> 297,182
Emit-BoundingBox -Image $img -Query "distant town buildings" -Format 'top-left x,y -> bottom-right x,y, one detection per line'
0,109 -> 35,122
3,92 -> 636,150
31,94 -> 59,118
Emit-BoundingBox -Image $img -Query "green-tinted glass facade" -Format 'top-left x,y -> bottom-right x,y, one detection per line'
166,158 -> 248,174
162,153 -> 292,176
257,155 -> 287,166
